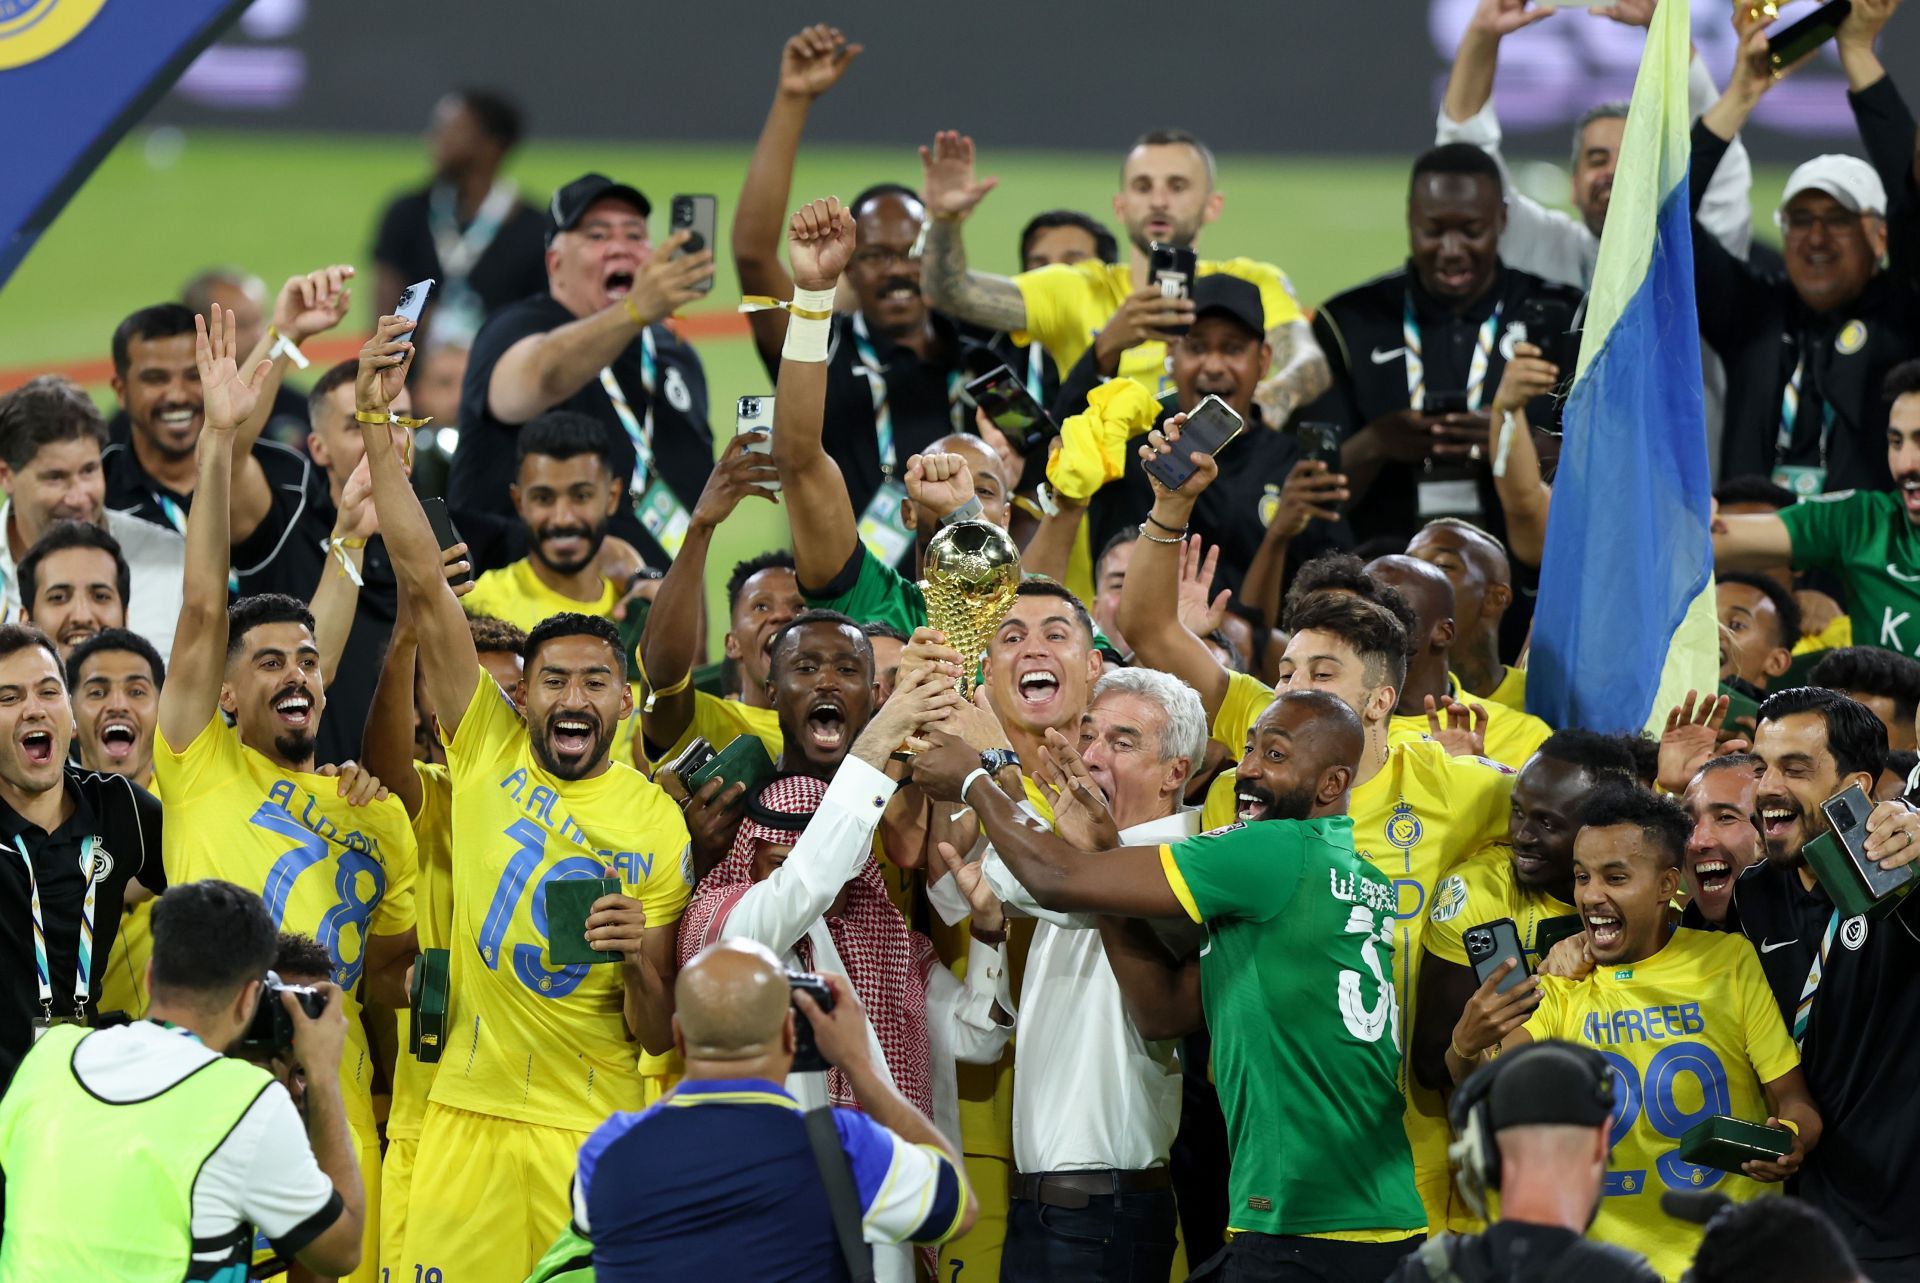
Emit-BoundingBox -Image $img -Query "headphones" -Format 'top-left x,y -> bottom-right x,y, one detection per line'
1446,1040 -> 1616,1220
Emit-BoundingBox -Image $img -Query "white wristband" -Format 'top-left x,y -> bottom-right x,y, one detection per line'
957,767 -> 990,806
780,287 -> 837,364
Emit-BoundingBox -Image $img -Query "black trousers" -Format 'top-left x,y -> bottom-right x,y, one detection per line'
1187,1232 -> 1422,1283
1000,1187 -> 1179,1282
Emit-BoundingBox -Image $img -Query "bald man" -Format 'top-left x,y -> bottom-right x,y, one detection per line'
911,691 -> 1430,1269
1369,553 -> 1552,770
570,940 -> 976,1281
1406,519 -> 1523,711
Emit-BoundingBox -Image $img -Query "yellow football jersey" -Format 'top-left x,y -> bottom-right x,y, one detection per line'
1425,847 -> 1577,969
1525,929 -> 1800,1280
390,762 -> 453,1144
154,714 -> 419,1137
1012,257 -> 1304,394
461,558 -> 621,634
433,671 -> 692,1131
1204,670 -> 1516,1230
1387,675 -> 1553,772
644,691 -> 784,772
1480,665 -> 1528,716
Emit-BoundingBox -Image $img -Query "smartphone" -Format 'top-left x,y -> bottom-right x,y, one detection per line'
420,497 -> 473,588
1425,390 -> 1470,417
735,395 -> 779,492
1465,918 -> 1530,995
1533,913 -> 1585,961
1769,0 -> 1851,72
1814,782 -> 1918,912
1147,242 -> 1198,337
546,878 -> 623,966
394,278 -> 435,330
962,365 -> 1055,456
1142,395 -> 1244,492
788,970 -> 837,1073
1296,421 -> 1343,471
685,733 -> 775,803
670,194 -> 717,293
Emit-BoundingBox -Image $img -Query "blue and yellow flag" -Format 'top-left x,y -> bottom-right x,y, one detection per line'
0,0 -> 247,287
1527,0 -> 1718,735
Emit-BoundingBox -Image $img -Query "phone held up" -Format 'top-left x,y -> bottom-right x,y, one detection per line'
788,970 -> 837,1073
394,278 -> 435,331
420,497 -> 473,588
1143,395 -> 1244,492
735,396 -> 778,492
1147,242 -> 1198,337
1465,918 -> 1530,995
962,365 -> 1056,457
671,195 -> 718,293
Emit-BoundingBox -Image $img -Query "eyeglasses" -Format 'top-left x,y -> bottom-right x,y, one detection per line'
1777,208 -> 1872,237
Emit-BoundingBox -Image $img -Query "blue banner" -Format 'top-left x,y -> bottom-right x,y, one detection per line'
0,0 -> 248,288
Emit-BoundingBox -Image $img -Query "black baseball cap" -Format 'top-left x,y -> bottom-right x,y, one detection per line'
1454,1041 -> 1616,1133
1190,274 -> 1265,338
547,173 -> 651,244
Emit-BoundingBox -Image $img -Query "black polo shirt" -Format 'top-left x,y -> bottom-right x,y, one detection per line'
1724,859 -> 1920,1262
1301,262 -> 1583,548
372,184 -> 549,324
101,436 -> 314,540
232,457 -> 520,770
1086,400 -> 1352,600
449,294 -> 711,569
0,768 -> 164,1093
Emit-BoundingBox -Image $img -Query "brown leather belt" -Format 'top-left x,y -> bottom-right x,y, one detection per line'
1009,1168 -> 1172,1209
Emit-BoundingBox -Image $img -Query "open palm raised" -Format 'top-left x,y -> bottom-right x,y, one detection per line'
193,305 -> 272,434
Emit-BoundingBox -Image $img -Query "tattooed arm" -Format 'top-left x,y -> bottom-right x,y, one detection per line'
1252,318 -> 1332,429
918,131 -> 1029,332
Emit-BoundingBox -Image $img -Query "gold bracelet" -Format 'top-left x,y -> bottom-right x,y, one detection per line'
738,294 -> 834,321
1449,1037 -> 1476,1062
623,296 -> 648,328
353,410 -> 391,425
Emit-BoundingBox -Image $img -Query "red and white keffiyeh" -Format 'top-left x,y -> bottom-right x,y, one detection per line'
677,773 -> 936,1119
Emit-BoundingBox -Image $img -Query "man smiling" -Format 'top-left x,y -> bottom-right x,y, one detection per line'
1680,753 -> 1764,928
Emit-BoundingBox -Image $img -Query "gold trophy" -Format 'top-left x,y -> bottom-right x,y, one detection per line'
921,519 -> 1021,699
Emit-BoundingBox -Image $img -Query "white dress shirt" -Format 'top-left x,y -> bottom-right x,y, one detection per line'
1434,55 -> 1749,474
0,501 -> 185,659
932,806 -> 1201,1175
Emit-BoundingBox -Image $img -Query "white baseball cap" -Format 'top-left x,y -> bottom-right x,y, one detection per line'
1777,154 -> 1887,219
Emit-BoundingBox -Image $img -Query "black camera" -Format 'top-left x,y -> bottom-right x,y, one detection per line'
239,970 -> 328,1057
787,970 -> 836,1073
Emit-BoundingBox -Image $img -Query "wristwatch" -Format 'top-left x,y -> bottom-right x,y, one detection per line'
939,496 -> 985,526
980,747 -> 1022,777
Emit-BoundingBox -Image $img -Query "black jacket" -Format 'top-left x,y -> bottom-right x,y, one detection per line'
1694,76 -> 1920,493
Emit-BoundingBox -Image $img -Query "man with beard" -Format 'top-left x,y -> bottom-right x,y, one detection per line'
1120,425 -> 1521,1237
1412,730 -> 1636,1095
0,375 -> 183,655
925,667 -> 1204,1282
1405,519 -> 1521,711
1678,753 -> 1765,929
1716,361 -> 1920,658
919,127 -> 1330,429
770,196 -> 1019,635
1082,275 -> 1352,596
734,27 -> 1003,557
1301,144 -> 1584,549
66,628 -> 168,1022
354,312 -> 692,1283
1370,554 -> 1551,769
1725,687 -> 1920,1280
1449,783 -> 1822,1280
462,411 -> 629,632
449,172 -> 714,567
153,306 -> 419,1283
16,521 -> 128,662
913,690 -> 1427,1278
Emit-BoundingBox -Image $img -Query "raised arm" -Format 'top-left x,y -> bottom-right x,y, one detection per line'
1441,0 -> 1550,126
308,456 -> 376,687
917,132 -> 1028,333
232,266 -> 355,545
1114,418 -> 1231,719
1712,511 -> 1795,571
356,317 -> 482,733
640,434 -> 778,752
1489,342 -> 1559,568
1096,916 -> 1203,1040
158,305 -> 271,752
733,25 -> 863,374
362,601 -> 426,820
485,240 -> 710,426
911,731 -> 1182,916
1252,319 -> 1333,429
1243,460 -> 1350,631
771,197 -> 865,590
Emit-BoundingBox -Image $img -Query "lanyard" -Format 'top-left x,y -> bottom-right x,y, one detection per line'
1791,909 -> 1841,1048
427,179 -> 518,280
599,327 -> 659,490
1403,295 -> 1502,412
850,313 -> 964,477
152,492 -> 187,537
1776,353 -> 1836,464
14,834 -> 97,1022
1024,340 -> 1045,406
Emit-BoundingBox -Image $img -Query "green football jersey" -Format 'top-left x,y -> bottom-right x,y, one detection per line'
1778,489 -> 1920,656
1162,815 -> 1425,1237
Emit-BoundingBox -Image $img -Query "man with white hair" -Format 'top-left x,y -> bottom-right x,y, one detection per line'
1695,0 -> 1920,496
933,666 -> 1205,1282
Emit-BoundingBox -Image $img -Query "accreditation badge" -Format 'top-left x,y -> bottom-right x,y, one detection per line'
856,478 -> 916,567
1772,464 -> 1827,497
635,479 -> 691,558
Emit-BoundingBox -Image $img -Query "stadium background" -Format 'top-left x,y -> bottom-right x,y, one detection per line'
1,0 -> 1906,639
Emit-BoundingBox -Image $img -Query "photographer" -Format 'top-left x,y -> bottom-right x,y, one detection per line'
0,880 -> 363,1280
572,940 -> 975,1281
1387,1042 -> 1660,1283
